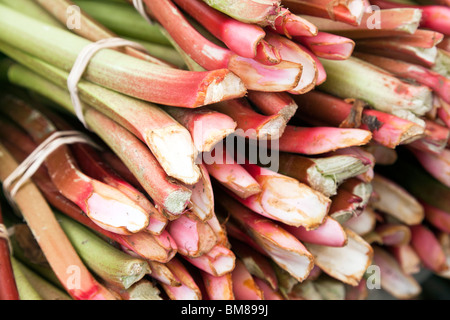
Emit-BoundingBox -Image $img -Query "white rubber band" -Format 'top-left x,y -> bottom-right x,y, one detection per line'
2,131 -> 102,211
67,37 -> 149,128
132,0 -> 153,24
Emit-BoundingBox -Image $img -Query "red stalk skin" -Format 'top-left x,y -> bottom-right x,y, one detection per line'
422,201 -> 450,233
283,216 -> 348,247
355,30 -> 444,49
410,224 -> 449,273
354,52 -> 450,104
292,90 -> 423,148
294,31 -> 355,60
438,36 -> 450,52
275,125 -> 372,155
172,0 -> 266,59
0,204 -> 20,300
247,91 -> 298,121
282,0 -> 366,26
231,259 -> 264,300
438,97 -> 450,128
100,151 -> 143,191
201,272 -> 235,300
370,0 -> 450,35
144,0 -> 302,92
254,278 -> 284,300
328,188 -> 364,217
224,220 -> 268,257
229,238 -> 279,290
254,39 -> 283,65
272,7 -> 318,37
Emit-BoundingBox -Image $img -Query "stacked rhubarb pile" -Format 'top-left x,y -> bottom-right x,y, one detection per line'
0,0 -> 449,301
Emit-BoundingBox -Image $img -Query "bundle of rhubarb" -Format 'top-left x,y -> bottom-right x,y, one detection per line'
0,0 -> 449,301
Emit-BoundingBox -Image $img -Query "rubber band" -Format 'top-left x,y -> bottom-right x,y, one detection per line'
2,131 -> 102,212
132,0 -> 153,24
67,37 -> 149,128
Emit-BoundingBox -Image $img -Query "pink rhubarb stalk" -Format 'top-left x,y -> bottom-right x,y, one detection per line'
295,31 -> 355,60
167,213 -> 217,258
410,148 -> 450,188
232,259 -> 264,300
160,258 -> 202,300
185,163 -> 215,221
185,244 -> 236,277
328,188 -> 364,223
272,7 -> 318,37
283,0 -> 368,26
389,244 -> 421,275
408,118 -> 450,154
254,278 -> 284,300
163,106 -> 236,153
292,90 -> 425,148
144,0 -> 302,92
216,193 -> 315,282
204,148 -> 262,199
284,216 -> 348,247
247,91 -> 298,122
201,272 -> 235,300
231,163 -> 331,229
372,246 -> 422,299
172,0 -> 267,59
375,223 -> 412,246
410,224 -> 449,273
275,125 -> 373,155
422,201 -> 450,233
343,207 -> 377,236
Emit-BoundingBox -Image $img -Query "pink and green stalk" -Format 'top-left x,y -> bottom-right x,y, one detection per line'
355,39 -> 438,68
230,239 -> 279,290
305,229 -> 373,286
232,259 -> 264,300
340,177 -> 374,210
247,91 -> 298,122
201,272 -> 235,300
375,223 -> 412,246
0,63 -> 194,216
410,148 -> 450,188
233,163 -> 331,229
160,258 -> 202,300
277,152 -> 371,197
185,244 -> 236,277
167,213 -> 217,258
410,224 -> 449,273
144,0 -> 302,92
294,31 -> 355,60
301,8 -> 422,37
0,94 -> 151,236
375,29 -> 445,49
328,147 -> 375,182
35,0 -> 174,68
254,278 -> 284,300
272,7 -> 318,37
389,244 -> 422,275
372,246 -> 422,299
408,118 -> 450,154
343,207 -> 377,236
422,201 -> 450,233
42,109 -> 169,235
209,98 -> 288,140
0,5 -> 246,108
370,174 -> 425,225
282,0 -> 368,26
318,56 -> 433,123
369,0 -> 450,36
200,0 -> 282,26
163,106 -> 236,153
291,90 -> 425,148
217,193 -> 315,282
205,148 -> 262,199
172,0 -> 267,59
284,216 -> 348,247
0,43 -> 203,185
275,125 -> 372,155
265,32 -> 318,94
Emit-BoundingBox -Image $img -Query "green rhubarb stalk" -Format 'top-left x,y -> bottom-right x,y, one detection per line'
0,0 -> 62,27
73,0 -> 172,46
318,56 -> 432,125
55,211 -> 151,290
10,257 -> 43,300
14,260 -> 72,300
